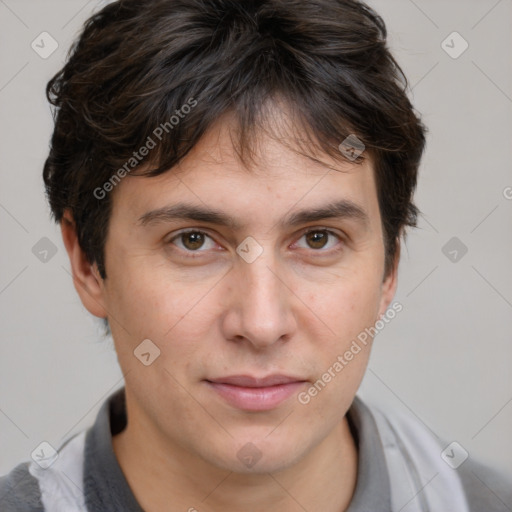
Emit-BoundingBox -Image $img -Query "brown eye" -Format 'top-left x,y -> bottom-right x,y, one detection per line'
169,230 -> 216,253
295,229 -> 342,252
305,230 -> 329,249
181,231 -> 205,250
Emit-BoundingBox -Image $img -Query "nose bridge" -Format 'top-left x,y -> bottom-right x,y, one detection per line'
232,240 -> 295,346
244,251 -> 282,302
237,234 -> 281,289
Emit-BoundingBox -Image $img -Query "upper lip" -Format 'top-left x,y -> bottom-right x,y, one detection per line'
206,375 -> 306,387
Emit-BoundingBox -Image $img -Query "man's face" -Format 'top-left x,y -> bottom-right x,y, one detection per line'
85,116 -> 397,474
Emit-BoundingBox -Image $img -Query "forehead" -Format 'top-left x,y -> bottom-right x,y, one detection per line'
110,114 -> 381,231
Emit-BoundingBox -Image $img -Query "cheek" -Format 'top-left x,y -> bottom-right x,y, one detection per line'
106,263 -> 222,367
297,283 -> 380,417
309,273 -> 383,346
108,262 -> 204,331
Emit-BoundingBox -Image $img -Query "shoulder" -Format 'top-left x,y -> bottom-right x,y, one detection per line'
457,456 -> 512,512
361,398 -> 512,512
0,461 -> 44,511
0,429 -> 89,512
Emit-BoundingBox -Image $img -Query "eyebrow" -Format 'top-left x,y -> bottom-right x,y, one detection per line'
137,199 -> 370,230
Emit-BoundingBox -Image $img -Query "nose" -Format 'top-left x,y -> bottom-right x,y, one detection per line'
221,246 -> 298,350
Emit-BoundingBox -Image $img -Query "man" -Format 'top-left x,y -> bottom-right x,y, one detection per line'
1,0 -> 510,510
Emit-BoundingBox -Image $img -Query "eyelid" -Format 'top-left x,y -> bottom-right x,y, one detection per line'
300,226 -> 344,238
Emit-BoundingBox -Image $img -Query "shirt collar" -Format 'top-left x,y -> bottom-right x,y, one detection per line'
346,394 -> 392,511
83,386 -> 144,511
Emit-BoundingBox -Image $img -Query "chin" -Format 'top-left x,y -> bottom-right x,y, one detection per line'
205,436 -> 307,475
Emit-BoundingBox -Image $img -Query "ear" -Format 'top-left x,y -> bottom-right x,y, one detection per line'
60,210 -> 108,319
377,238 -> 400,318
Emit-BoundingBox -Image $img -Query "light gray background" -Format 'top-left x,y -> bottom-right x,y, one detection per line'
1,0 -> 511,493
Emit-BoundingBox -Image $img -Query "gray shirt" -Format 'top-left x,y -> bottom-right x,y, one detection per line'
1,387 -> 510,511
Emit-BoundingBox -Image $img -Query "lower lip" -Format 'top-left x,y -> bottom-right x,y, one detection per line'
205,381 -> 306,411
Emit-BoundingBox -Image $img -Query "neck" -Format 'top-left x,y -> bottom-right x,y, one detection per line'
112,395 -> 358,512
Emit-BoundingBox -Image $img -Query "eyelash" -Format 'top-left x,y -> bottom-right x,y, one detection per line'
167,227 -> 344,257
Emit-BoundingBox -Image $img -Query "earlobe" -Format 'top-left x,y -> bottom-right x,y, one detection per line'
60,210 -> 108,319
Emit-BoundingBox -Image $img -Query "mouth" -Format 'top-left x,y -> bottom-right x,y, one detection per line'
204,374 -> 308,411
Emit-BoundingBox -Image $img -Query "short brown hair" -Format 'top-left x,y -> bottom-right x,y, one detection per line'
43,0 -> 426,280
